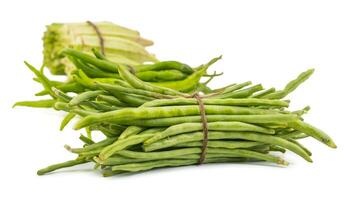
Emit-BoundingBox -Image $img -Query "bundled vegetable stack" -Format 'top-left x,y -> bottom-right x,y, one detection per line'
27,48 -> 220,101
43,21 -> 157,75
14,21 -> 336,176
15,50 -> 336,176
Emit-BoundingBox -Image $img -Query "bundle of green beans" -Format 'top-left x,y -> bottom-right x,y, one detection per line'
15,52 -> 336,176
43,21 -> 157,75
33,48 -> 221,98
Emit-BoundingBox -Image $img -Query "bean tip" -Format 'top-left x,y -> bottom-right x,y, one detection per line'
36,170 -> 44,176
279,159 -> 289,166
328,141 -> 337,149
93,156 -> 103,165
64,144 -> 72,152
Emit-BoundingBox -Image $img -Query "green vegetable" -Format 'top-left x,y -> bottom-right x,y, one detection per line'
43,22 -> 156,75
15,46 -> 336,176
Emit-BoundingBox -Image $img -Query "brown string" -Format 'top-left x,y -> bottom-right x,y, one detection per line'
86,21 -> 105,55
192,93 -> 209,164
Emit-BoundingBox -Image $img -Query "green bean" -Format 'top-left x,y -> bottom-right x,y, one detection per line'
113,78 -> 133,88
54,102 -> 74,112
117,64 -> 185,96
279,130 -> 305,139
54,81 -> 85,93
217,84 -> 263,99
70,137 -> 117,154
221,81 -> 252,94
70,107 -> 99,117
69,90 -> 106,106
118,148 -> 200,159
74,70 -> 98,88
109,159 -> 195,172
109,123 -> 127,130
269,145 -> 286,153
211,83 -> 236,94
79,134 -> 95,145
35,90 -> 50,96
145,122 -> 275,145
96,82 -> 176,99
174,140 -> 262,149
292,106 -> 311,116
288,120 -> 336,148
287,139 -> 312,156
60,113 -> 76,131
86,125 -> 94,140
115,114 -> 298,127
52,87 -> 72,102
35,82 -> 85,96
93,125 -> 122,137
291,133 -> 309,140
91,48 -> 108,60
33,77 -> 62,86
143,131 -> 312,162
262,69 -> 314,99
134,61 -> 194,74
72,74 -> 95,90
207,148 -> 287,165
149,56 -> 222,92
137,127 -> 166,135
142,98 -> 289,108
24,61 -> 56,98
79,149 -> 102,157
52,85 -> 121,112
13,99 -> 56,108
116,148 -> 286,165
95,155 -> 148,166
96,95 -> 128,107
85,101 -> 121,112
37,158 -> 88,175
74,105 -> 280,129
118,126 -> 146,140
99,155 -> 239,168
252,87 -> 276,98
99,134 -> 155,160
62,48 -> 118,73
69,56 -> 120,78
136,70 -> 188,82
110,92 -> 153,106
110,150 -> 286,173
103,157 -> 259,177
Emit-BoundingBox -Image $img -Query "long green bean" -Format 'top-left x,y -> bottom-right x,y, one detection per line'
113,114 -> 298,127
288,120 -> 336,148
145,121 -> 275,145
118,126 -> 146,139
143,131 -> 312,162
74,105 -> 280,129
37,158 -> 88,175
13,99 -> 56,108
173,140 -> 262,149
141,98 -> 289,108
69,90 -> 106,106
262,69 -> 314,99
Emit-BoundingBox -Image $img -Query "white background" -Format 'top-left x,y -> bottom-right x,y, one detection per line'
1,0 -> 345,199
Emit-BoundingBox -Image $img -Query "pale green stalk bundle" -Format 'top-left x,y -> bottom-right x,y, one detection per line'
43,21 -> 157,75
14,40 -> 337,176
